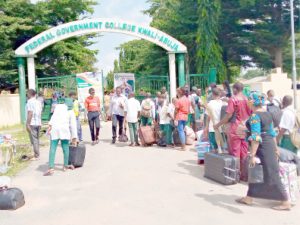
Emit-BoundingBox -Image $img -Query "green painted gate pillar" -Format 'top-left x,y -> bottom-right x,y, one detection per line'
177,53 -> 185,87
17,57 -> 26,124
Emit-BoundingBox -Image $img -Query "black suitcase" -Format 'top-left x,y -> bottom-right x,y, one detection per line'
204,152 -> 240,185
0,188 -> 25,210
69,143 -> 86,168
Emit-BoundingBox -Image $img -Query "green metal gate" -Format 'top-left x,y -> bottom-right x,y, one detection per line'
188,68 -> 217,92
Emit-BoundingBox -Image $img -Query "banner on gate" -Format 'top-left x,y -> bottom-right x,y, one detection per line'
114,73 -> 135,97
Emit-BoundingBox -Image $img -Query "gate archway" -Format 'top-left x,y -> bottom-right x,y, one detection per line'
15,18 -> 187,123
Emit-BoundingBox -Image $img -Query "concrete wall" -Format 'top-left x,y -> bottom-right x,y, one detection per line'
243,68 -> 300,108
0,94 -> 21,127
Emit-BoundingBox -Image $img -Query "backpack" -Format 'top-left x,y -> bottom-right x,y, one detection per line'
290,111 -> 300,149
141,99 -> 152,118
267,103 -> 282,128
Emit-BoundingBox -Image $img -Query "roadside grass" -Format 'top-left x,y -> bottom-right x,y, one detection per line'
0,126 -> 49,177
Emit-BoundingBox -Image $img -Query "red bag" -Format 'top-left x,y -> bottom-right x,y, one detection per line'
138,126 -> 155,146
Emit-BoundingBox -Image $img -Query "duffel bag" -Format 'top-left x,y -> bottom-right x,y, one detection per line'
0,187 -> 25,210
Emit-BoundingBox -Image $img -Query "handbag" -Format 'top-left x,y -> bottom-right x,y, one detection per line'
118,128 -> 129,142
248,162 -> 264,184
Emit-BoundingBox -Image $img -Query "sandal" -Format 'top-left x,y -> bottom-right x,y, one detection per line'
235,197 -> 253,206
272,205 -> 291,211
129,143 -> 135,147
43,169 -> 54,176
63,165 -> 75,171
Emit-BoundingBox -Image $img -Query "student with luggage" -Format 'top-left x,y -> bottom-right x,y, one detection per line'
158,94 -> 173,147
85,88 -> 101,145
140,93 -> 155,126
26,89 -> 42,161
204,88 -> 223,152
236,91 -> 291,211
110,87 -> 127,144
175,87 -> 191,151
214,82 -> 252,179
277,95 -> 298,154
124,92 -> 141,147
44,98 -> 77,176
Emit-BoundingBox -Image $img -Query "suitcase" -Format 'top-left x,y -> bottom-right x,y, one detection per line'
204,152 -> 240,185
0,188 -> 25,210
279,162 -> 299,204
69,143 -> 86,167
138,126 -> 155,146
195,141 -> 210,164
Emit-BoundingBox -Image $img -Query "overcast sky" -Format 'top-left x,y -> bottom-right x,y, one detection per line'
90,0 -> 151,75
30,0 -> 151,75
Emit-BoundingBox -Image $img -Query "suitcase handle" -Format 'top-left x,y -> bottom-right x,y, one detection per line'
223,167 -> 240,182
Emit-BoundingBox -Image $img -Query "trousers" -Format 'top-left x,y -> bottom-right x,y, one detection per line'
112,114 -> 124,140
49,139 -> 69,168
29,125 -> 40,158
87,111 -> 100,141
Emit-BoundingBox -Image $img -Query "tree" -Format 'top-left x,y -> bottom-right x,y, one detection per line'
196,0 -> 227,82
0,0 -> 33,82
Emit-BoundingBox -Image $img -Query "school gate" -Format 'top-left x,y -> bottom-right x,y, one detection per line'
15,18 -> 188,123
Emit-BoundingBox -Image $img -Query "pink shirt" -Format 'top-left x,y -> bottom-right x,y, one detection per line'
175,96 -> 191,121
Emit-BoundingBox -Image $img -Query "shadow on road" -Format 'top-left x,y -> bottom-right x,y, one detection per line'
195,193 -> 244,214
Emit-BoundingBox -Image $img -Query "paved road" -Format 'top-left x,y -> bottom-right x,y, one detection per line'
1,122 -> 300,225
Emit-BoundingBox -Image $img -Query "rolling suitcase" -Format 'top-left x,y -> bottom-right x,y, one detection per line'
69,143 -> 86,167
204,152 -> 240,185
138,126 -> 155,146
0,188 -> 25,210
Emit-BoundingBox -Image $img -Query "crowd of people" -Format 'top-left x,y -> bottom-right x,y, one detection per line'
25,80 -> 299,210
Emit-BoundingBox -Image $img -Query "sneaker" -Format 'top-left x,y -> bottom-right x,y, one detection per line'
112,139 -> 116,144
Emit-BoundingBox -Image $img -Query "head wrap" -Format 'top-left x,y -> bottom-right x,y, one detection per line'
249,91 -> 265,107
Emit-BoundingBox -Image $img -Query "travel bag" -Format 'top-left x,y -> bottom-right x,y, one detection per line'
279,162 -> 299,204
185,126 -> 196,145
173,129 -> 182,146
0,188 -> 25,210
138,126 -> 155,146
204,152 -> 240,185
69,143 -> 86,168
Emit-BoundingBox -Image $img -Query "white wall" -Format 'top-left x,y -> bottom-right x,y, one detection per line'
0,94 -> 21,127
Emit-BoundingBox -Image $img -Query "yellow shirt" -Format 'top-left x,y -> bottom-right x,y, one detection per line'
73,99 -> 79,117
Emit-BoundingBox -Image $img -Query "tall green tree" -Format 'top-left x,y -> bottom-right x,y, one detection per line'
196,0 -> 226,82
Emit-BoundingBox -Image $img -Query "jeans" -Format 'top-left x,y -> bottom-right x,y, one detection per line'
112,114 -> 124,140
128,122 -> 139,144
87,111 -> 100,141
160,124 -> 173,145
49,139 -> 69,168
76,116 -> 83,141
29,125 -> 40,158
177,120 -> 187,145
141,116 -> 152,126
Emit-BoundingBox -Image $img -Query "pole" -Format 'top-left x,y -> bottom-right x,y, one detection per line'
168,53 -> 177,100
101,70 -> 105,114
27,57 -> 36,90
290,0 -> 298,109
17,57 -> 26,124
177,53 -> 186,87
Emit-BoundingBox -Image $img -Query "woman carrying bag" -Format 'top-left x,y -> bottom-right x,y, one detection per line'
236,91 -> 291,211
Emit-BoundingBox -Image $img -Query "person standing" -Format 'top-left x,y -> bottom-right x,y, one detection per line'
140,93 -> 155,126
175,88 -> 191,151
277,95 -> 297,153
159,94 -> 173,146
26,89 -> 42,161
214,82 -> 251,179
110,87 -> 127,144
85,88 -> 101,145
68,92 -> 82,142
236,91 -> 290,211
161,86 -> 169,102
44,98 -> 77,176
124,93 -> 141,146
204,88 -> 223,152
266,90 -> 281,108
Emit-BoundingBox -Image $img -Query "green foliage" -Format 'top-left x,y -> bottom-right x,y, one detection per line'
0,0 -> 98,83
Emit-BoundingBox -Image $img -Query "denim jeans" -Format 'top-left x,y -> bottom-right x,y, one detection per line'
177,120 -> 187,145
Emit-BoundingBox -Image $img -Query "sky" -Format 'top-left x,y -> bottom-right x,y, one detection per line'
89,0 -> 151,75
31,0 -> 151,75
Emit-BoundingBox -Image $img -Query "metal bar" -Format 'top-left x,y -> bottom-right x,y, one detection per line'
291,0 -> 298,109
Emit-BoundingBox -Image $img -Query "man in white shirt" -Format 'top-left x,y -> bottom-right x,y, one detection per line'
204,88 -> 223,151
265,90 -> 281,108
158,94 -> 173,146
277,95 -> 297,153
124,93 -> 141,146
110,87 -> 127,144
140,93 -> 155,126
26,89 -> 42,160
